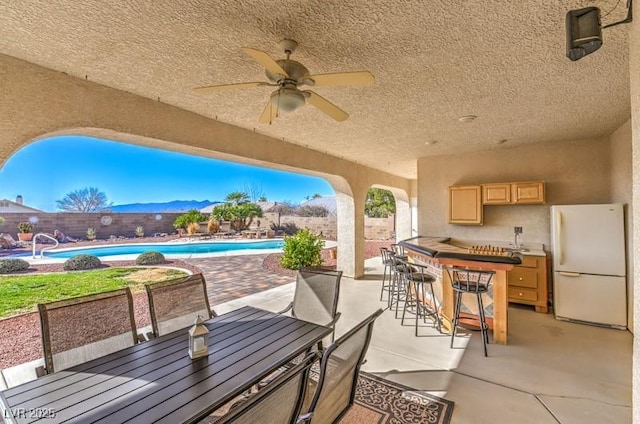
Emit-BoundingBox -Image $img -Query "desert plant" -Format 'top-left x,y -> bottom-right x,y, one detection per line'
187,222 -> 200,235
0,217 -> 5,226
280,228 -> 325,270
86,227 -> 96,240
0,258 -> 30,274
63,254 -> 102,271
18,222 -> 33,233
136,251 -> 166,265
135,226 -> 144,237
207,219 -> 220,234
173,210 -> 207,230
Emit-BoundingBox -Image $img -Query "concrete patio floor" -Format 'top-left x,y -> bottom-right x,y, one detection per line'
214,256 -> 633,424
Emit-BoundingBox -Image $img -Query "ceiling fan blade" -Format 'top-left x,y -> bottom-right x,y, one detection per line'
192,82 -> 270,94
242,48 -> 289,78
305,71 -> 375,87
258,100 -> 277,124
305,91 -> 349,122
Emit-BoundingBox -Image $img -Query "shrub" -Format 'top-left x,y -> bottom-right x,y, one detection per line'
136,251 -> 166,265
173,210 -> 207,230
207,219 -> 220,234
0,258 -> 30,274
135,226 -> 144,237
187,222 -> 200,235
280,228 -> 325,270
63,254 -> 102,271
0,217 -> 5,226
86,227 -> 96,240
18,222 -> 33,233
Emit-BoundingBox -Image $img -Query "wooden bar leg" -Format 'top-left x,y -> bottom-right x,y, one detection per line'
493,270 -> 508,344
440,269 -> 454,333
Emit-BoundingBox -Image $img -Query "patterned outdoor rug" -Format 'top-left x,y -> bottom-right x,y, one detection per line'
344,372 -> 454,424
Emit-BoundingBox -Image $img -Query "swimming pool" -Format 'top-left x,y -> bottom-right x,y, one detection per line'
38,240 -> 285,259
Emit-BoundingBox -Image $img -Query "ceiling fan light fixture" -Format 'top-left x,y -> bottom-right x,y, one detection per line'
271,87 -> 306,112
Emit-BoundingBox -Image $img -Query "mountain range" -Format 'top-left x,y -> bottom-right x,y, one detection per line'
107,200 -> 219,213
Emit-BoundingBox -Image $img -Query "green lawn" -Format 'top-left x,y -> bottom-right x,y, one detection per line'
0,267 -> 188,318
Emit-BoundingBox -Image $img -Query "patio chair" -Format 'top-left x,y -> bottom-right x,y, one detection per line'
279,267 -> 343,347
145,273 -> 217,338
299,308 -> 384,424
213,352 -> 319,424
37,288 -> 138,374
0,233 -> 20,249
214,221 -> 235,238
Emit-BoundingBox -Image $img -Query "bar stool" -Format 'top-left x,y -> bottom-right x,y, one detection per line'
399,258 -> 442,335
388,251 -> 410,318
446,267 -> 494,357
379,247 -> 394,307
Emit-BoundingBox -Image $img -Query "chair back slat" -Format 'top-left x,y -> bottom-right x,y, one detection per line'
307,309 -> 383,424
291,267 -> 342,327
215,353 -> 318,424
447,267 -> 495,293
38,288 -> 137,373
145,273 -> 213,337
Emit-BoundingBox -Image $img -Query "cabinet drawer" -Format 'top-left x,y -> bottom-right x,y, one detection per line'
519,256 -> 541,268
508,287 -> 538,302
508,268 -> 538,288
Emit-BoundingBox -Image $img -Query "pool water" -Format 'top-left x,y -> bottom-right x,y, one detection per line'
40,240 -> 285,259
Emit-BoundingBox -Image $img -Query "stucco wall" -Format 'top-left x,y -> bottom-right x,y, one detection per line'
630,1 -> 640,421
610,120 -> 634,330
417,137 -> 611,248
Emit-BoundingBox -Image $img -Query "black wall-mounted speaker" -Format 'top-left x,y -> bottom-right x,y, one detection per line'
566,7 -> 603,61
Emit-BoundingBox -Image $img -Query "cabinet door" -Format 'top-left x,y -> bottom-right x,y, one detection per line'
482,183 -> 511,204
511,182 -> 545,204
449,185 -> 482,225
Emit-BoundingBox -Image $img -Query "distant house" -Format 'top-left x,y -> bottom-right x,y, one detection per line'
0,196 -> 43,213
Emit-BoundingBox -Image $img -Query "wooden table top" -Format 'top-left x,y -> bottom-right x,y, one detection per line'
0,306 -> 331,424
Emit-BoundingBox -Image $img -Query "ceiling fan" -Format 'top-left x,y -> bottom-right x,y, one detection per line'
192,39 -> 375,124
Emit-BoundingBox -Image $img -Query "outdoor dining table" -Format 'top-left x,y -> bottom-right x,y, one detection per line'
0,306 -> 331,424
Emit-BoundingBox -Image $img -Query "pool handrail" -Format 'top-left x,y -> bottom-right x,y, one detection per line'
32,233 -> 59,259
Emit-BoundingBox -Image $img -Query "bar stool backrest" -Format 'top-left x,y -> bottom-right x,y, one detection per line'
379,247 -> 392,265
447,267 -> 495,292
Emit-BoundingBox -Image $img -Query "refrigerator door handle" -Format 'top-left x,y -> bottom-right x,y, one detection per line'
556,210 -> 563,265
558,271 -> 581,277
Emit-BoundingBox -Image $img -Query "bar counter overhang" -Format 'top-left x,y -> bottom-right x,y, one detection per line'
398,236 -> 523,344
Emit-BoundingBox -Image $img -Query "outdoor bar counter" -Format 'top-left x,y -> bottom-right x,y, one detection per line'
398,236 -> 522,344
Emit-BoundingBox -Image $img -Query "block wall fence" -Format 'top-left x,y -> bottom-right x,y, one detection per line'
0,212 -> 395,241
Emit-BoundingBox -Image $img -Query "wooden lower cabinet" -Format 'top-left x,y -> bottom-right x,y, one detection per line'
507,254 -> 548,313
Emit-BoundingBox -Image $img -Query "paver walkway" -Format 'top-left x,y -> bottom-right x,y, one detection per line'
183,254 -> 294,306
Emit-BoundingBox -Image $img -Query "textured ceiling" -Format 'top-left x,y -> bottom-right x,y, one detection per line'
0,1 -> 631,179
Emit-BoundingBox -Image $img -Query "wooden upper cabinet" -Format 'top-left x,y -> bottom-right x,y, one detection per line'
511,181 -> 545,204
449,185 -> 482,225
482,183 -> 511,205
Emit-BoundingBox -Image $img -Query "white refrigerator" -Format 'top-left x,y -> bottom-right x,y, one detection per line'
550,204 -> 627,329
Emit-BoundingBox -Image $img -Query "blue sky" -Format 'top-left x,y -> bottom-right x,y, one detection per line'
0,136 -> 334,212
